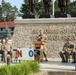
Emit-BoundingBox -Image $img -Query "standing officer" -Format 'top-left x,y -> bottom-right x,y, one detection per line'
37,30 -> 48,61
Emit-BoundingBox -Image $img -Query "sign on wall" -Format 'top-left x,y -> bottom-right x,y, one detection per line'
17,48 -> 34,60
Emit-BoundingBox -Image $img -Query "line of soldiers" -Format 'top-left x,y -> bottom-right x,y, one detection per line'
0,38 -> 12,62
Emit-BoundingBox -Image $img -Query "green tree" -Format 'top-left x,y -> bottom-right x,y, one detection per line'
20,0 -> 40,16
67,1 -> 76,15
0,0 -> 18,22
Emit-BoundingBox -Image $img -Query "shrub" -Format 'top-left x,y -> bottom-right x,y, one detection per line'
0,65 -> 11,75
20,62 -> 33,75
0,60 -> 41,75
10,64 -> 23,75
27,60 -> 41,73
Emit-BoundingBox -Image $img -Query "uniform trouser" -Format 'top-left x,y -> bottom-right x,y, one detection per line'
59,51 -> 70,62
72,52 -> 76,62
3,51 -> 12,62
0,50 -> 4,61
35,47 -> 47,60
43,46 -> 48,60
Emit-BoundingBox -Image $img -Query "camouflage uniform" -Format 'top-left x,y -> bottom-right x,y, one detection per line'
72,46 -> 76,63
0,42 -> 2,51
72,51 -> 76,63
59,41 -> 74,62
2,42 -> 12,62
37,32 -> 48,61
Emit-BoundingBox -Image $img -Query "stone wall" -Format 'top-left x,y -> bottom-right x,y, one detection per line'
12,18 -> 76,58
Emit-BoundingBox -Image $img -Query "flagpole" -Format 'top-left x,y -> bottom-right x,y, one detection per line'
52,0 -> 55,16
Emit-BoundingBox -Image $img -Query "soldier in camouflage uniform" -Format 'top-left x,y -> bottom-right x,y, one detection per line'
37,30 -> 48,61
2,38 -> 12,62
59,38 -> 74,63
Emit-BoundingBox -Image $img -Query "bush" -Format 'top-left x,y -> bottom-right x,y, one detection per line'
27,60 -> 41,73
20,62 -> 33,75
0,66 -> 11,75
0,60 -> 41,75
10,64 -> 23,75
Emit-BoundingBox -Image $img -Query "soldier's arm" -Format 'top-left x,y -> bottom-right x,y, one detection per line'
2,45 -> 7,51
62,43 -> 67,51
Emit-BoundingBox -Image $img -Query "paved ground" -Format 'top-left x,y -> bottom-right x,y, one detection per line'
40,58 -> 76,71
0,58 -> 76,72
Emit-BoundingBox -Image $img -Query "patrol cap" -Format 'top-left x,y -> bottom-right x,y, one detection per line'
66,37 -> 71,41
39,30 -> 44,35
5,37 -> 8,43
39,30 -> 44,32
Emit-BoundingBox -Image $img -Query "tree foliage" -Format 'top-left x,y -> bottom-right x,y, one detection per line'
0,0 -> 18,22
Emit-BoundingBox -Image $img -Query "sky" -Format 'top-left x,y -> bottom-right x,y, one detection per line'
0,0 -> 75,10
0,0 -> 24,10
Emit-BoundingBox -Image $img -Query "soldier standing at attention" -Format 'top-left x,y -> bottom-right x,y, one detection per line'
3,38 -> 12,62
37,30 -> 48,61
